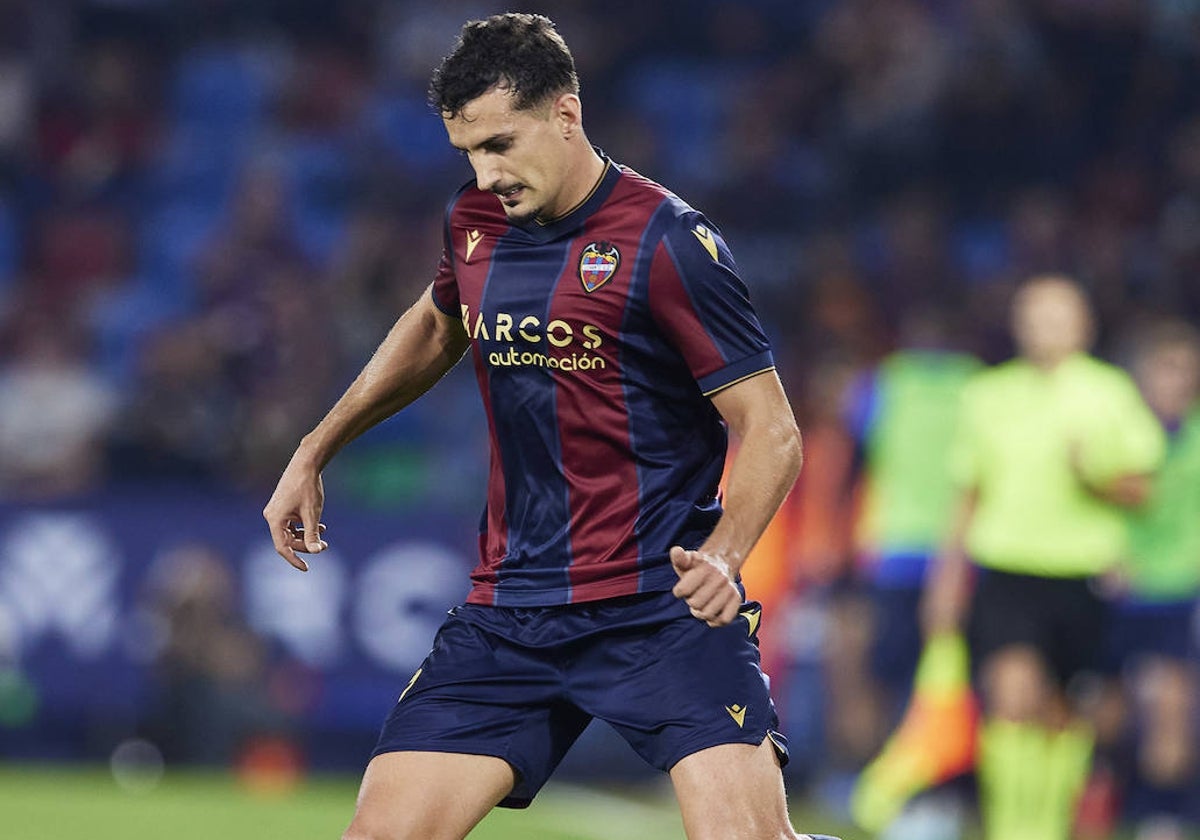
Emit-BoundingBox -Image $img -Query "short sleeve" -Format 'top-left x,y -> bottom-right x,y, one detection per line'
1077,371 -> 1167,482
430,246 -> 459,316
647,213 -> 773,396
430,203 -> 460,316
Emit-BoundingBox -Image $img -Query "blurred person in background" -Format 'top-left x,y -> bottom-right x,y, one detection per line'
263,13 -> 836,840
923,275 -> 1166,840
1098,321 -> 1200,840
109,166 -> 339,488
143,542 -> 281,766
0,307 -> 117,499
844,303 -> 980,721
108,320 -> 236,483
329,205 -> 430,364
839,303 -> 981,834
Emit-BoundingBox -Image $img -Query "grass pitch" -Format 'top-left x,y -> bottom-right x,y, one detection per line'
6,762 -> 1181,839
0,763 -> 858,840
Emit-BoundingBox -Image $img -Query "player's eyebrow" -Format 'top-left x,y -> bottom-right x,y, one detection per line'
452,132 -> 515,153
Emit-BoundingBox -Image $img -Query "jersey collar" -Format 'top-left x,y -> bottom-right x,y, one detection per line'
516,148 -> 621,243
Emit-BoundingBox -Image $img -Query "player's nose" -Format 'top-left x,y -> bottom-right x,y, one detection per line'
474,161 -> 502,193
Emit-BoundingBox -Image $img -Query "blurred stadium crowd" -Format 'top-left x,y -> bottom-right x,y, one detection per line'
3,0 -> 1200,835
1,0 -> 1199,500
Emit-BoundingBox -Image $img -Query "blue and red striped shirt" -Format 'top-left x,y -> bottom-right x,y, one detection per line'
431,154 -> 775,606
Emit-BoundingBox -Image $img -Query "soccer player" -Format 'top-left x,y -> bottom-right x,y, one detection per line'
1104,321 -> 1200,840
262,13 -> 839,840
842,305 -> 980,832
843,306 -> 980,719
923,275 -> 1166,840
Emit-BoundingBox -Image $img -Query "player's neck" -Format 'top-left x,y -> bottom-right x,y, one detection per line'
541,142 -> 605,223
1025,349 -> 1079,372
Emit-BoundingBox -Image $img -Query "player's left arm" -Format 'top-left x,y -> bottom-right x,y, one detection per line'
671,370 -> 802,626
1073,466 -> 1154,508
1068,371 -> 1167,509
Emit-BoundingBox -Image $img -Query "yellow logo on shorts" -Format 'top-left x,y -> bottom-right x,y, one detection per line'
399,668 -> 423,702
725,704 -> 747,728
739,606 -> 761,637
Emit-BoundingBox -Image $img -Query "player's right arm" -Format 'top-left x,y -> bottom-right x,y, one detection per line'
263,285 -> 469,571
921,487 -> 977,636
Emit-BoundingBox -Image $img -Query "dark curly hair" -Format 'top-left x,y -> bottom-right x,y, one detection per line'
429,13 -> 580,119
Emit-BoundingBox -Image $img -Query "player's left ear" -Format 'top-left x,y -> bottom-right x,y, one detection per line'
555,93 -> 583,139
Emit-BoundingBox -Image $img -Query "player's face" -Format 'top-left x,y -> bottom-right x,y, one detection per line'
445,86 -> 574,224
1137,341 -> 1200,420
1011,278 -> 1094,365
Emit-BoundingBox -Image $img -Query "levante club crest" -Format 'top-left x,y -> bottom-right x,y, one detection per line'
578,241 -> 620,292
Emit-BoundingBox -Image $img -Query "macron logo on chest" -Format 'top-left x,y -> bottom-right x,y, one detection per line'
464,229 -> 483,263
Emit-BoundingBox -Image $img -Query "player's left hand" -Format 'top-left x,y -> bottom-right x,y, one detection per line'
670,546 -> 741,627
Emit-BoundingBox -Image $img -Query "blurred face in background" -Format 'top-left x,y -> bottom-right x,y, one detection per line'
1136,333 -> 1200,422
1011,276 -> 1094,367
445,85 -> 581,225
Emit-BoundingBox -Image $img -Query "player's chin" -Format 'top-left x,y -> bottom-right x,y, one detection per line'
502,201 -> 540,225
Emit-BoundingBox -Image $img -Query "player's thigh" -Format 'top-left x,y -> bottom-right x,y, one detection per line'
979,643 -> 1056,721
1137,655 -> 1195,728
373,605 -> 590,808
344,750 -> 515,840
669,737 -> 798,840
868,584 -> 924,693
581,594 -> 785,773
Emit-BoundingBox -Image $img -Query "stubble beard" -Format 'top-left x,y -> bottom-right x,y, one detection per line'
502,201 -> 541,225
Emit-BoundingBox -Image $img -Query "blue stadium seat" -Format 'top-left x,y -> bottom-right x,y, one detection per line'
170,45 -> 270,134
361,89 -> 460,171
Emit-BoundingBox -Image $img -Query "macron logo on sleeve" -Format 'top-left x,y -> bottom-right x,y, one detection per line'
691,224 -> 718,261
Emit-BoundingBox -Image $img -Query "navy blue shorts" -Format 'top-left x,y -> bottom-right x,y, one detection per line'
1105,599 -> 1197,670
372,589 -> 787,808
869,584 -> 924,695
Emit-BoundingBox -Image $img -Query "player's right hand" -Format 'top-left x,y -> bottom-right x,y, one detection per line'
263,454 -> 328,572
670,545 -> 741,627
